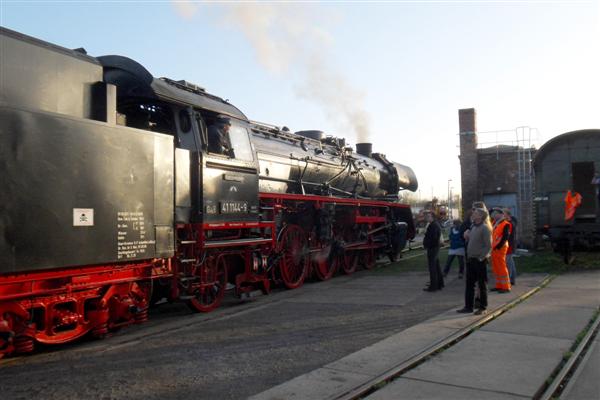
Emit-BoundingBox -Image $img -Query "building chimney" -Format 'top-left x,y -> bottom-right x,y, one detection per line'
459,108 -> 477,134
458,108 -> 479,214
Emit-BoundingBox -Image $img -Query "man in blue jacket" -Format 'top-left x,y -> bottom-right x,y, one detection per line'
443,219 -> 466,279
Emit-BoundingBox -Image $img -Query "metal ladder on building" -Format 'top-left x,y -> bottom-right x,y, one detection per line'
515,127 -> 535,246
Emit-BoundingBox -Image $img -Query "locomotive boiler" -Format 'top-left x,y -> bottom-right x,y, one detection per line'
0,27 -> 417,358
250,126 -> 417,199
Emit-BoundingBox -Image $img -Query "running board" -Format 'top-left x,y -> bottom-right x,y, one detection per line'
203,238 -> 272,248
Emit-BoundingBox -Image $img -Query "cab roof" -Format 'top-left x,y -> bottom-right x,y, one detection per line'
98,55 -> 247,121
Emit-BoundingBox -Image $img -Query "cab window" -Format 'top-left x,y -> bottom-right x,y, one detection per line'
229,125 -> 254,161
118,103 -> 174,135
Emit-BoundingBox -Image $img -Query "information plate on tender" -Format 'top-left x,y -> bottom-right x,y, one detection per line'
220,201 -> 248,214
117,211 -> 155,260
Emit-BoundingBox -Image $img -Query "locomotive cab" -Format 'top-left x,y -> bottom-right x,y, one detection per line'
195,112 -> 260,226
99,55 -> 260,228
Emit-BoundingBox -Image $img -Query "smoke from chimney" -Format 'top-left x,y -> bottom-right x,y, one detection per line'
171,2 -> 372,144
171,0 -> 198,20
296,55 -> 371,143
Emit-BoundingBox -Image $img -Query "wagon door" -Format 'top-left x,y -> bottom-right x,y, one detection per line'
572,162 -> 596,221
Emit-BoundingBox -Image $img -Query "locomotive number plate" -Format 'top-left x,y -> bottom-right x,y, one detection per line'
220,201 -> 248,214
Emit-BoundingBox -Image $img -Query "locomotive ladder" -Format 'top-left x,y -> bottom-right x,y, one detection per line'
175,225 -> 201,300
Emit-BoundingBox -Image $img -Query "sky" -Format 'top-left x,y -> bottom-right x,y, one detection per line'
1,0 -> 599,200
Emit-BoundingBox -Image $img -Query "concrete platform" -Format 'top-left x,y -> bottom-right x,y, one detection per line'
480,303 -> 595,340
400,330 -> 572,398
547,272 -> 600,291
364,272 -> 599,399
250,272 -> 600,400
525,286 -> 599,310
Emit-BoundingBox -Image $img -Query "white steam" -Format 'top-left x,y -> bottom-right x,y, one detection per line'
171,0 -> 198,20
172,3 -> 371,143
297,56 -> 371,144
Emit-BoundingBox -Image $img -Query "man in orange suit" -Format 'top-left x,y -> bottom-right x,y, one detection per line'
490,208 -> 511,293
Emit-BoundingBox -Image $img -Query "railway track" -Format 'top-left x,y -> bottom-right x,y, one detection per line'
0,241 -> 432,365
1,247 -> 473,400
537,308 -> 600,400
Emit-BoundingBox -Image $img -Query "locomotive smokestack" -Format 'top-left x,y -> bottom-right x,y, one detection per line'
356,143 -> 373,158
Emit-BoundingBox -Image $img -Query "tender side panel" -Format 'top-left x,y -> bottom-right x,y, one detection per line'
0,107 -> 174,273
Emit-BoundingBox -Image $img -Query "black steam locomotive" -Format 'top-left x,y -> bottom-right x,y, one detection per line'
0,27 -> 417,357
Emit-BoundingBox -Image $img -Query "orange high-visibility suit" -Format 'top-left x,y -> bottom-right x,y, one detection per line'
564,190 -> 582,221
491,219 -> 511,291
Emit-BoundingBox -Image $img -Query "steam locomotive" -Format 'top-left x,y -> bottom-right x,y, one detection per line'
0,27 -> 417,357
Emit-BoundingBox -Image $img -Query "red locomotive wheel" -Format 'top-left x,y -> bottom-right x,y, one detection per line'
188,256 -> 227,313
313,249 -> 336,281
278,224 -> 309,289
342,250 -> 358,275
338,225 -> 360,275
361,249 -> 376,270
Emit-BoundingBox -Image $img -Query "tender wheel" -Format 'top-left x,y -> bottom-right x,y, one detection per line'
313,247 -> 337,281
13,336 -> 34,354
91,323 -> 109,339
278,224 -> 309,289
187,256 -> 227,313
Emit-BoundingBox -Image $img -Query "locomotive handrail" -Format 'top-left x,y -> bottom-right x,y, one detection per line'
258,174 -> 370,199
258,192 -> 411,208
205,160 -> 257,174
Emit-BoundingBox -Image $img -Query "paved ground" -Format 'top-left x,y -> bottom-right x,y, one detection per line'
251,271 -> 598,400
251,273 -> 548,400
367,271 -> 599,400
0,252 -> 468,400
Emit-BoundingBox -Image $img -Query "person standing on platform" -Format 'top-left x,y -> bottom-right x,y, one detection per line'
490,209 -> 512,293
423,211 -> 444,292
503,208 -> 517,285
457,208 -> 492,315
443,219 -> 466,279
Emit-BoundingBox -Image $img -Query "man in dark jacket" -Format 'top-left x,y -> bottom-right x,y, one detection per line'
207,115 -> 232,155
423,212 -> 444,292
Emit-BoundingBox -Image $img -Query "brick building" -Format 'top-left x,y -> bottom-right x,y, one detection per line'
458,108 -> 536,247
